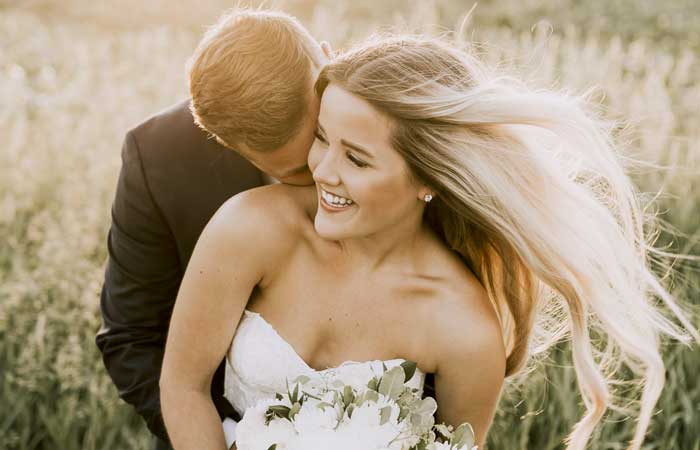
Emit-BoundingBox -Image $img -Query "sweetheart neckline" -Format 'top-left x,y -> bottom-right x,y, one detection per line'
243,309 -> 413,373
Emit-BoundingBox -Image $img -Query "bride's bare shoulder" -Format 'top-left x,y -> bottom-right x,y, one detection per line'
225,183 -> 314,222
182,185 -> 315,291
211,183 -> 316,247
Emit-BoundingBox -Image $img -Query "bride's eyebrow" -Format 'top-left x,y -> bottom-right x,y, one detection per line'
341,139 -> 374,159
317,121 -> 374,159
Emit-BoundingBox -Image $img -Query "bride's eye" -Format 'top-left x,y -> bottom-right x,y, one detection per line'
347,152 -> 369,168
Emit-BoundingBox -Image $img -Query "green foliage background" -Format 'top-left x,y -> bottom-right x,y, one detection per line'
1,1 -> 698,449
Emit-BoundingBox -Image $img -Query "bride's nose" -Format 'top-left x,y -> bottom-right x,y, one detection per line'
312,147 -> 341,186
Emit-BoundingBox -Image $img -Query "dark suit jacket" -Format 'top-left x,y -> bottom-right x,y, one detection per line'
95,99 -> 264,445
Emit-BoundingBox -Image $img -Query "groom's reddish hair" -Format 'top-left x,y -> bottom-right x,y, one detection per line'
187,9 -> 324,152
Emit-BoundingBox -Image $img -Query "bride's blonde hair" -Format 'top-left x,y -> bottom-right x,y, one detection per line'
315,34 -> 700,450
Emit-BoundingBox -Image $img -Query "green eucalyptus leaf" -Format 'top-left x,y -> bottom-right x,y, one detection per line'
379,405 -> 393,425
357,389 -> 380,406
451,423 -> 476,449
346,403 -> 355,418
400,360 -> 417,382
415,397 -> 438,416
352,393 -> 363,406
291,383 -> 300,404
342,385 -> 354,407
289,402 -> 302,420
267,445 -> 277,450
268,405 -> 291,419
409,402 -> 436,433
367,376 -> 379,391
378,366 -> 405,400
364,389 -> 379,403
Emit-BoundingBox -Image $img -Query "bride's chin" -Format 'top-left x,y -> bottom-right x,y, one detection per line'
313,219 -> 346,241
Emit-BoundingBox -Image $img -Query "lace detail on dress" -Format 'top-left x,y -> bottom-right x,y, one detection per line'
224,309 -> 426,416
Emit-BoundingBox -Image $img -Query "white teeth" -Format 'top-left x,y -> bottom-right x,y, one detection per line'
321,189 -> 353,207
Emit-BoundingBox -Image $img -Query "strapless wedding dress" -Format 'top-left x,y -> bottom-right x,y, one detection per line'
224,309 -> 426,417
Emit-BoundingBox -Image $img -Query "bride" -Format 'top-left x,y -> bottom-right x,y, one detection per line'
160,34 -> 699,450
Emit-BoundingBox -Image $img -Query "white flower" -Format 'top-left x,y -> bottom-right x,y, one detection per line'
328,362 -> 378,391
236,397 -> 297,450
292,397 -> 339,435
428,442 -> 479,450
337,393 -> 406,449
235,377 -> 473,450
287,428 -> 345,450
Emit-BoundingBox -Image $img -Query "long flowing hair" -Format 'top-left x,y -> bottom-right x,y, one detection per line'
315,34 -> 699,450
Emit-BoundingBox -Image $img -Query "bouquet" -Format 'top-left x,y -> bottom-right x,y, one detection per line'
235,360 -> 478,450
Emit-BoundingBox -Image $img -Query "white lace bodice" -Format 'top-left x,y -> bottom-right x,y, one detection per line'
224,309 -> 426,417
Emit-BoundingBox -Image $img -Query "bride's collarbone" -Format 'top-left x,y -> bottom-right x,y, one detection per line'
248,294 -> 432,372
250,260 -> 448,372
301,324 -> 420,373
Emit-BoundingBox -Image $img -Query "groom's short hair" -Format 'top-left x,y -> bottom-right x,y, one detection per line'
187,9 -> 324,152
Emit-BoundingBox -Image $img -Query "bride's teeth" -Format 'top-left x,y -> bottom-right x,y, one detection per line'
321,189 -> 353,207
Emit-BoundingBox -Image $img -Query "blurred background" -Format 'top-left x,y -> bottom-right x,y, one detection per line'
1,0 -> 698,449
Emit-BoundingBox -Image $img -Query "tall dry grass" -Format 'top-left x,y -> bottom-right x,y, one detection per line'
1,1 -> 698,449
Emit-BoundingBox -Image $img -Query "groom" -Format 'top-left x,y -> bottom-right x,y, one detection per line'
95,9 -> 331,450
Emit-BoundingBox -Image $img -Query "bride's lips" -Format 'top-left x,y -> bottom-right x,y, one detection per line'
320,196 -> 354,213
319,188 -> 355,213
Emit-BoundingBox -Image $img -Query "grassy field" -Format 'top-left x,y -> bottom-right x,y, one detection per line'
1,1 -> 698,449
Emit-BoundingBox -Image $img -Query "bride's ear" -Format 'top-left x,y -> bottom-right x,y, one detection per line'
418,188 -> 435,203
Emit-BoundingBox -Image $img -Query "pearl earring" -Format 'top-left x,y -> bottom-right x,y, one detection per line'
424,194 -> 433,203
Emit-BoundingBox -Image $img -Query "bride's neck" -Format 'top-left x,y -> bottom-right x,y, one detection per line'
331,213 -> 435,273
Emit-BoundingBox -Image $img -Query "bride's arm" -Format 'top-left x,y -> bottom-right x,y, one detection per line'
432,283 -> 507,450
159,189 -> 289,450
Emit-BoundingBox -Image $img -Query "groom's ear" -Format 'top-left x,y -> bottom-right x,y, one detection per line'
320,41 -> 334,59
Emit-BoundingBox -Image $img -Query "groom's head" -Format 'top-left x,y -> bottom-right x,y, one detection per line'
188,9 -> 327,185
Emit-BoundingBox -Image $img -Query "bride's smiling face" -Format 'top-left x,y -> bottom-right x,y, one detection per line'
308,84 -> 426,241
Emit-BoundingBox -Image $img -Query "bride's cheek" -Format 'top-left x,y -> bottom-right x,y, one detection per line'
307,142 -> 324,171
